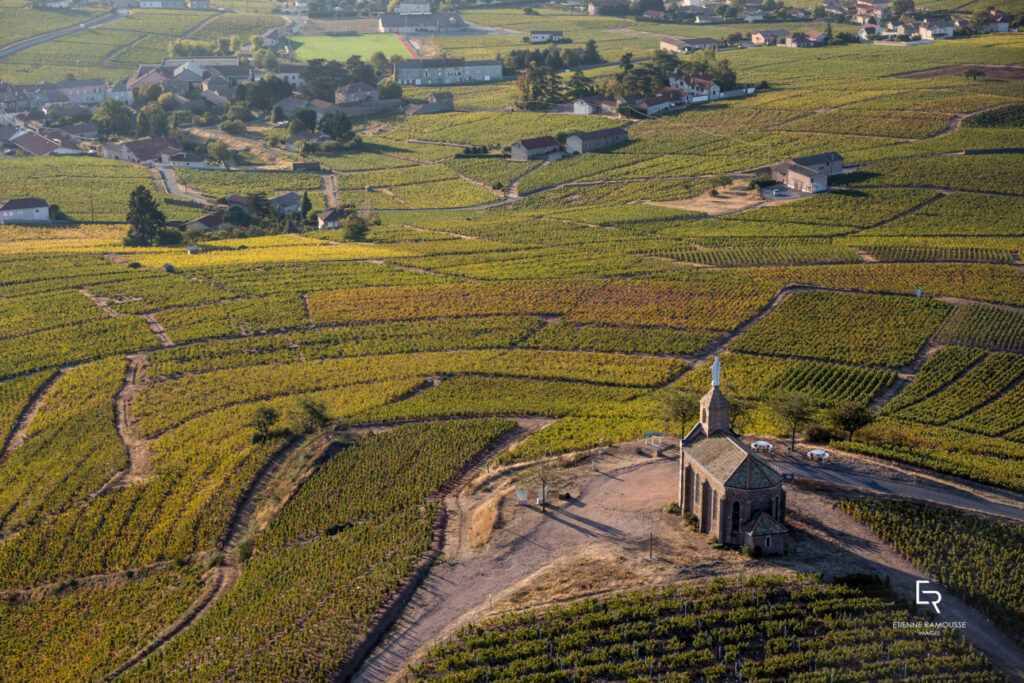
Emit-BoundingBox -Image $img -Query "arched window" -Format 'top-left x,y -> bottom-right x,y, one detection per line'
731,501 -> 740,534
701,407 -> 707,424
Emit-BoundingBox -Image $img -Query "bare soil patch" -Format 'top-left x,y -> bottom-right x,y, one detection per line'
894,64 -> 1024,81
645,182 -> 766,216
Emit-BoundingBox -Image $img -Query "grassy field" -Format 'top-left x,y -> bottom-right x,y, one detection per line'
290,33 -> 413,61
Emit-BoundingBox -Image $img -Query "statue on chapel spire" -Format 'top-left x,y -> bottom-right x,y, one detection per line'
711,356 -> 721,387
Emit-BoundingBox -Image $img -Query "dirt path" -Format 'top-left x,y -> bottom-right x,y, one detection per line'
157,166 -> 208,204
0,368 -> 61,461
79,288 -> 123,317
100,353 -> 156,491
186,128 -> 295,169
107,433 -> 312,679
141,312 -> 173,347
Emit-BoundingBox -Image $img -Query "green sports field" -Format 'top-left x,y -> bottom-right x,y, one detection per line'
290,33 -> 413,61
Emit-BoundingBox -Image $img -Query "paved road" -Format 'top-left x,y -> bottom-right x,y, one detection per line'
767,456 -> 1024,523
0,11 -> 119,59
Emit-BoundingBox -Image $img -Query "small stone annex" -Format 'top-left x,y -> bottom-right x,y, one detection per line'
678,357 -> 789,554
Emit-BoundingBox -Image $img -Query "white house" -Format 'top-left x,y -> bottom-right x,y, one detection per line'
530,30 -> 565,43
395,0 -> 430,13
919,21 -> 954,40
0,197 -> 50,224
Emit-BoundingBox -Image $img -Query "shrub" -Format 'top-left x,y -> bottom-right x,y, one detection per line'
666,501 -> 681,515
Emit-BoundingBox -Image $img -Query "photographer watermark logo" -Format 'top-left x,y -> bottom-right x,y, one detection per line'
916,580 -> 942,614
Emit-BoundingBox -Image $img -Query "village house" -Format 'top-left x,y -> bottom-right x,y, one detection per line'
669,72 -> 721,101
186,209 -> 225,232
394,58 -> 503,86
378,12 -> 467,33
275,63 -> 307,88
573,95 -> 618,116
292,161 -> 322,172
679,358 -> 789,555
784,30 -> 827,47
642,89 -> 687,116
743,9 -> 765,21
772,151 -> 844,193
269,192 -> 303,215
262,28 -> 284,49
642,9 -> 666,20
510,136 -> 560,161
102,137 -> 185,165
977,8 -> 1011,32
530,30 -> 565,43
751,29 -> 789,45
0,197 -> 50,224
659,37 -> 720,53
919,20 -> 954,40
317,206 -> 354,229
335,82 -> 378,104
565,127 -> 628,154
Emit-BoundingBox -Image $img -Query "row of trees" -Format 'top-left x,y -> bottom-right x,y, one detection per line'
500,39 -> 603,72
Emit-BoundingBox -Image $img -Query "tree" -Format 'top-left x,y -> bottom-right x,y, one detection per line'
566,69 -> 594,99
369,50 -> 389,75
138,82 -> 163,105
157,91 -> 177,111
168,110 -> 191,130
827,402 -> 873,441
136,103 -> 168,137
289,109 -> 317,135
769,390 -> 814,450
299,398 -> 331,433
254,48 -> 278,70
92,99 -> 134,138
300,191 -> 312,218
271,105 -> 285,123
207,140 -> 231,167
219,119 -> 246,135
247,405 -> 279,443
963,67 -> 983,81
319,110 -> 352,141
124,185 -> 166,247
619,51 -> 634,72
660,387 -> 700,436
890,0 -> 914,18
968,9 -> 991,31
342,214 -> 368,241
582,39 -> 601,64
378,78 -> 402,100
245,75 -> 291,111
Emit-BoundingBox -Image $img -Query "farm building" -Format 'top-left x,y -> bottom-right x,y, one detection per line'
784,30 -> 827,47
187,209 -> 225,232
565,127 -> 628,154
378,12 -> 467,33
510,136 -> 561,161
335,82 -> 378,104
919,21 -> 954,39
659,37 -> 720,53
530,30 -> 564,43
0,197 -> 49,224
642,90 -> 687,116
395,0 -> 430,13
573,96 -> 617,116
394,58 -> 503,86
772,152 -> 844,193
668,73 -> 720,101
679,358 -> 788,555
